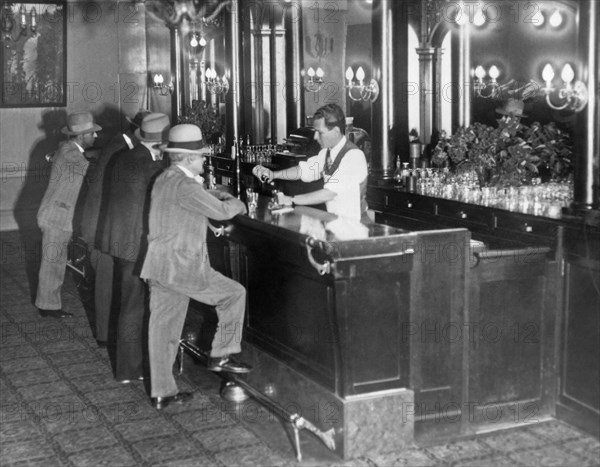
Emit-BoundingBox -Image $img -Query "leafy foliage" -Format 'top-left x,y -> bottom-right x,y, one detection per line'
177,100 -> 223,142
431,118 -> 572,186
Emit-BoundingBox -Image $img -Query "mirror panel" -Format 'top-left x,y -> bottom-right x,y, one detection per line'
467,0 -> 578,128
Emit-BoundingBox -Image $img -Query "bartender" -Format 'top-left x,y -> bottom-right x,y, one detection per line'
252,104 -> 369,222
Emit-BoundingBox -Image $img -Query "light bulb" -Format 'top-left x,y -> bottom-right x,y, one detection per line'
561,64 -> 574,84
532,10 -> 544,27
307,67 -> 315,78
549,9 -> 562,28
19,5 -> 26,29
455,6 -> 467,26
199,35 -> 207,47
488,65 -> 500,81
30,7 -> 37,31
356,66 -> 366,83
190,35 -> 198,47
473,9 -> 485,27
345,67 -> 354,81
316,67 -> 324,78
474,66 -> 485,80
542,64 -> 554,86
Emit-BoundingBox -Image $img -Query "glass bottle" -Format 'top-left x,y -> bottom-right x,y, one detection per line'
393,156 -> 403,187
345,117 -> 355,143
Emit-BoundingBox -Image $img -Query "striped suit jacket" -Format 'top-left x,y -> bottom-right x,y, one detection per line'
140,165 -> 246,290
37,141 -> 89,232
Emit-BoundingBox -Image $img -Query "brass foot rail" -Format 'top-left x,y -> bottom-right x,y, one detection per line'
178,339 -> 336,461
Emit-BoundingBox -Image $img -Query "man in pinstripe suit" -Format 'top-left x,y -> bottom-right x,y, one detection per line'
36,111 -> 101,318
141,124 -> 252,410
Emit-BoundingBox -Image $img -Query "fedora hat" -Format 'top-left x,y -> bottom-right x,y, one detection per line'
126,109 -> 152,129
496,98 -> 527,118
61,112 -> 102,135
134,113 -> 170,142
160,124 -> 206,154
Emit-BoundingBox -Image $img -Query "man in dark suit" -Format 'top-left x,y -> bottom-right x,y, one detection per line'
141,124 -> 251,410
81,110 -> 150,346
103,113 -> 169,383
36,112 -> 101,318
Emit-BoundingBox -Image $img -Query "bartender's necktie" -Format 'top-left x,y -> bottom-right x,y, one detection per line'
325,149 -> 332,173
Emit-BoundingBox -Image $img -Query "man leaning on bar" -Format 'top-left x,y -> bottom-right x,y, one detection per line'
141,124 -> 252,410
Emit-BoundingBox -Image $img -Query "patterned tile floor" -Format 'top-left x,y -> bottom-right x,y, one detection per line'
1,230 -> 599,467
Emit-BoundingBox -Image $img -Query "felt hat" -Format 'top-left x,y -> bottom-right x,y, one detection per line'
496,98 -> 527,117
160,124 -> 207,154
61,111 -> 102,135
134,113 -> 170,142
126,109 -> 152,129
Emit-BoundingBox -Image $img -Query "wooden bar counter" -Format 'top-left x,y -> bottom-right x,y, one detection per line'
193,195 -> 470,459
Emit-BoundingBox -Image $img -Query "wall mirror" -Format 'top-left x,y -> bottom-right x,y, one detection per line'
180,16 -> 228,143
465,0 -> 579,130
240,0 -> 375,145
301,0 -> 373,135
422,0 -> 580,140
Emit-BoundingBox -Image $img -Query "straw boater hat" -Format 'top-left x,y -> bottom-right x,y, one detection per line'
496,98 -> 527,118
160,124 -> 206,154
134,113 -> 170,142
61,111 -> 102,135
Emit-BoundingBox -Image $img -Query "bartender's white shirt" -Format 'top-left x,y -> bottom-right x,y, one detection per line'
298,137 -> 368,221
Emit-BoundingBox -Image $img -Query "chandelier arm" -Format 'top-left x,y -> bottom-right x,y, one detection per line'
476,84 -> 499,99
346,85 -> 365,101
544,92 -> 570,111
203,0 -> 231,25
304,80 -> 323,93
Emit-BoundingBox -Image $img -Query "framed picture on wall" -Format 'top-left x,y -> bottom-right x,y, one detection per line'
0,1 -> 66,107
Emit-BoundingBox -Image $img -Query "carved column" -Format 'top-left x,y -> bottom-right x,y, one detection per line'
170,25 -> 183,120
457,23 -> 471,128
416,47 -> 435,145
225,0 -> 243,144
371,0 -> 408,180
572,0 -> 599,211
431,47 -> 444,140
285,2 -> 304,133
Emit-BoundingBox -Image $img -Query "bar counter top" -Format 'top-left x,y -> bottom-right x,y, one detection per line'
224,194 -> 420,262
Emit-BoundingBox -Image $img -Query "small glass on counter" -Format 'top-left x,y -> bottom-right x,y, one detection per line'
246,188 -> 258,213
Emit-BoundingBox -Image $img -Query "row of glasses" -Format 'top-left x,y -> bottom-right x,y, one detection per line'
414,168 -> 573,218
244,145 -> 278,165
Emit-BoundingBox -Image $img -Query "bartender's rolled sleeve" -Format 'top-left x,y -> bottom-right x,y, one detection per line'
298,154 -> 325,182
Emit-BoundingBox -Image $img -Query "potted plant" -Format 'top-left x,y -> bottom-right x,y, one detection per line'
177,100 -> 224,144
431,119 -> 572,187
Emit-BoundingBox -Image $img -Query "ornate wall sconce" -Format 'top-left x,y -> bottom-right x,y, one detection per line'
304,67 -> 324,93
1,3 -> 37,45
541,63 -> 588,112
153,74 -> 174,96
473,65 -> 503,98
190,32 -> 207,48
345,66 -> 379,103
205,68 -> 229,95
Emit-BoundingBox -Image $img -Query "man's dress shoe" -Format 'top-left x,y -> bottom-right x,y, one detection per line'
151,392 -> 193,410
39,309 -> 73,318
207,356 -> 252,373
118,376 -> 146,384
